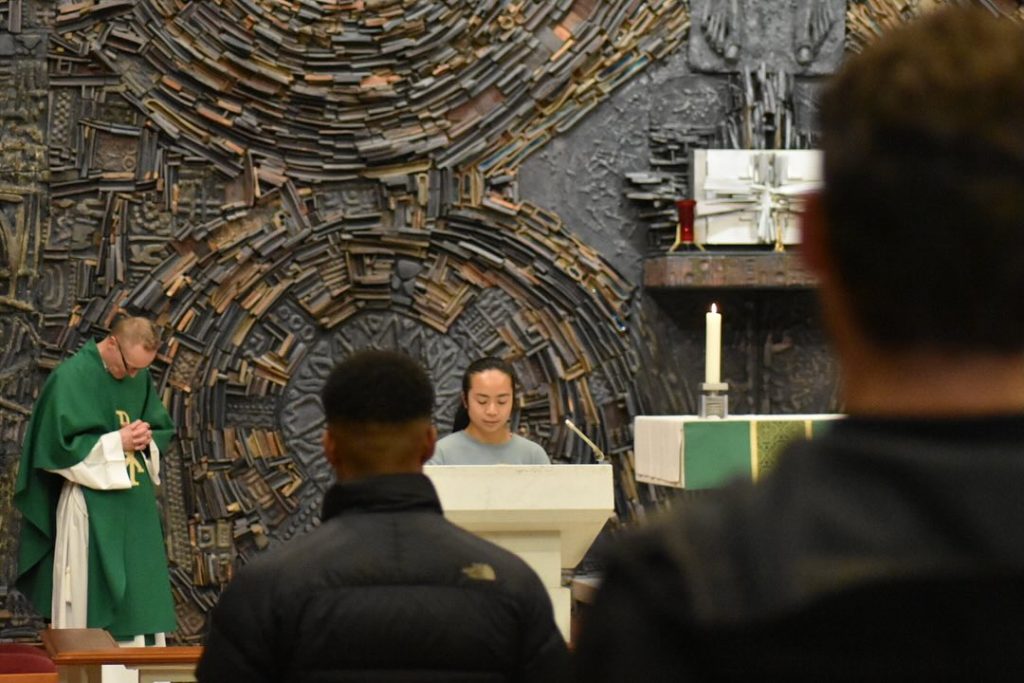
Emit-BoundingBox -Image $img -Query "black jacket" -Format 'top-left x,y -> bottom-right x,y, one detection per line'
197,473 -> 567,683
575,416 -> 1024,681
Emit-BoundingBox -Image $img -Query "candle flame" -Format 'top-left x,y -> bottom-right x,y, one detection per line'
711,303 -> 718,314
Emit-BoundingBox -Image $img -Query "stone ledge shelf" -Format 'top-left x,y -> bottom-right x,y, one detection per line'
643,252 -> 817,289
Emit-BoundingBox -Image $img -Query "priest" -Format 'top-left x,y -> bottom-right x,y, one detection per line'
15,316 -> 177,644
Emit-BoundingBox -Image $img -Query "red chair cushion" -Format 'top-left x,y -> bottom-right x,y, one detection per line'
0,644 -> 56,673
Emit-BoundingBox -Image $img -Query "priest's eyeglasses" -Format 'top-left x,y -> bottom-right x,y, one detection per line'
113,337 -> 141,376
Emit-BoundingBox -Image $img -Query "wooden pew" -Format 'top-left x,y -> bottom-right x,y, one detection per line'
41,629 -> 202,683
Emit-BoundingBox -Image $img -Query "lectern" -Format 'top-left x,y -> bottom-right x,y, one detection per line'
424,464 -> 615,640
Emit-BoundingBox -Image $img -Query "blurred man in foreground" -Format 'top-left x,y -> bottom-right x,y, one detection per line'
576,7 -> 1024,680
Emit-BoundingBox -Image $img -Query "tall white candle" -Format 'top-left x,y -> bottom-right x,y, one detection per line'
705,303 -> 722,384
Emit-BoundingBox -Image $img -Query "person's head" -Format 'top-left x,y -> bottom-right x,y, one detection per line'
452,357 -> 517,441
806,7 -> 1024,357
103,316 -> 161,380
320,350 -> 436,481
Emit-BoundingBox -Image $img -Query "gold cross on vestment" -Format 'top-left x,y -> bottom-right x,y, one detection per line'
126,452 -> 144,486
116,410 -> 145,486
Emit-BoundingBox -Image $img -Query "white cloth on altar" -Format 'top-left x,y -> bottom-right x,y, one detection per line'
633,416 -> 686,487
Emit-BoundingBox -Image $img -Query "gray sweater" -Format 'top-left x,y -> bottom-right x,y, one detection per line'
427,430 -> 550,465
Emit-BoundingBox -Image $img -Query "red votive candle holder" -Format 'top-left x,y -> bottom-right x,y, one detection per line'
675,198 -> 696,245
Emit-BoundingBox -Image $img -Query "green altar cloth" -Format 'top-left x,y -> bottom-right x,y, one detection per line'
634,415 -> 841,489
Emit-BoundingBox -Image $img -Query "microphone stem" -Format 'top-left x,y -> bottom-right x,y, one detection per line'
564,418 -> 607,463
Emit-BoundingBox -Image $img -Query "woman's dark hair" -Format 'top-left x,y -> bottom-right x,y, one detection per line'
451,357 -> 518,432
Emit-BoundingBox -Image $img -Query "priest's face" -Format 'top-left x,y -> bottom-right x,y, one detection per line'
111,337 -> 157,380
464,369 -> 514,440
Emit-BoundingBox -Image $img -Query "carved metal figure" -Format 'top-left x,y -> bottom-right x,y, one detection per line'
690,0 -> 845,75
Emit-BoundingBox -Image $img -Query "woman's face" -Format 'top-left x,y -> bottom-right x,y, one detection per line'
464,369 -> 514,438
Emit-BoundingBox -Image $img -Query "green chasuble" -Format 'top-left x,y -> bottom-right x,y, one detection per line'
14,339 -> 177,639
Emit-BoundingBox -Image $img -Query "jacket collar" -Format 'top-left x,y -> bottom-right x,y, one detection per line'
321,472 -> 443,521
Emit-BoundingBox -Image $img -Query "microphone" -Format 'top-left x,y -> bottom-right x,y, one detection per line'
564,418 -> 607,463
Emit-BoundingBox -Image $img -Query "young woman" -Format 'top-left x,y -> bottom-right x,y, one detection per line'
428,357 -> 550,465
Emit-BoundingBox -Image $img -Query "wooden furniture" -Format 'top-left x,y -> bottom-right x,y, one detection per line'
643,252 -> 817,289
0,674 -> 58,683
569,574 -> 602,648
41,629 -> 201,683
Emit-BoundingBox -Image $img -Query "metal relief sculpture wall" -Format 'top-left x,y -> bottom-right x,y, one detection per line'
0,0 -> 49,638
4,0 -> 1015,642
521,0 -> 844,419
0,0 -> 688,639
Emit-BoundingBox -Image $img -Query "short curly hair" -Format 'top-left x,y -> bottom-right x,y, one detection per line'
321,350 -> 434,425
820,7 -> 1024,352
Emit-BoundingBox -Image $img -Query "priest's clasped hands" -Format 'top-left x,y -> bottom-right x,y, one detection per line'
120,419 -> 153,452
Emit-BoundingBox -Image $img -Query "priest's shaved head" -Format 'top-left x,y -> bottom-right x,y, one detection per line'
320,350 -> 437,480
98,315 -> 163,381
111,316 -> 162,351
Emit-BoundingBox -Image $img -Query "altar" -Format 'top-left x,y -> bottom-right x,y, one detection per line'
634,415 -> 841,489
424,464 -> 614,640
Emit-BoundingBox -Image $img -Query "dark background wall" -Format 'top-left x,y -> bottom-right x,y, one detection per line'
1,0 -> 1019,641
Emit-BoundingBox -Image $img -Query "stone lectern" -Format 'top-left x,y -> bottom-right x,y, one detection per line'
424,464 -> 615,640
